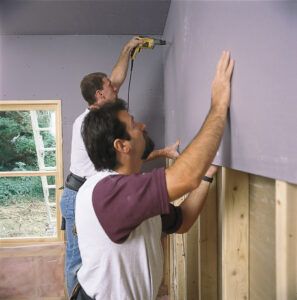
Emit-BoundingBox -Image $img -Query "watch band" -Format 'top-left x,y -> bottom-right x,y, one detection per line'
202,175 -> 213,183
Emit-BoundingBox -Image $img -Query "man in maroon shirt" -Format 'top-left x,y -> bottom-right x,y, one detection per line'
74,51 -> 234,299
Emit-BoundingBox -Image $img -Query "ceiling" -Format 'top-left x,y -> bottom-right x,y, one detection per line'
0,0 -> 171,35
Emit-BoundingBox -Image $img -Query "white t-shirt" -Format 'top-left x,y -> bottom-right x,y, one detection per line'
76,169 -> 173,300
69,109 -> 96,178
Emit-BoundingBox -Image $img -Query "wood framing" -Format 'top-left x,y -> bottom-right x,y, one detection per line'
160,235 -> 171,296
218,168 -> 249,300
276,180 -> 297,300
167,159 -> 218,300
186,218 -> 199,300
249,175 -> 275,299
164,163 -> 297,299
199,175 -> 218,300
170,196 -> 187,300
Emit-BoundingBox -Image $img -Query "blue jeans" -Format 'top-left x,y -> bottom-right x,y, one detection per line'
60,187 -> 81,297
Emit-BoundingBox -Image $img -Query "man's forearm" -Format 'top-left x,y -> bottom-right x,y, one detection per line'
177,106 -> 227,181
148,106 -> 227,168
166,107 -> 227,200
110,45 -> 131,90
165,51 -> 234,201
110,37 -> 143,90
146,140 -> 179,161
146,149 -> 163,161
176,180 -> 211,233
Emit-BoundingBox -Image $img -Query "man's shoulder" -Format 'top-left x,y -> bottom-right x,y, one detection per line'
81,170 -> 118,192
89,168 -> 169,244
73,109 -> 89,125
78,168 -> 165,199
92,168 -> 166,195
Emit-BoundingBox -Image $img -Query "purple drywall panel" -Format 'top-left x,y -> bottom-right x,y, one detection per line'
0,35 -> 164,176
163,1 -> 297,183
0,0 -> 170,35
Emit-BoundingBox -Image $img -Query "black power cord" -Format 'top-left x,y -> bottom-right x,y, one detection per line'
127,58 -> 134,111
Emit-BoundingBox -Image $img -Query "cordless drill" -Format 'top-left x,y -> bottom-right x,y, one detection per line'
131,36 -> 166,60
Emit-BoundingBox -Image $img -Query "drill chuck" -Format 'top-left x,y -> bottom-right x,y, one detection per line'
153,38 -> 166,46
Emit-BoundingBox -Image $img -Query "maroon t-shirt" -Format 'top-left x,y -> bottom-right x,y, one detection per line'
92,168 -> 183,243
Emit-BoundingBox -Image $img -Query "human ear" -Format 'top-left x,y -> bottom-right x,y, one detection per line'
95,89 -> 105,100
113,139 -> 131,154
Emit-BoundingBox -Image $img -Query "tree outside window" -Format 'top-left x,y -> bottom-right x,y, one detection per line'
0,101 -> 63,243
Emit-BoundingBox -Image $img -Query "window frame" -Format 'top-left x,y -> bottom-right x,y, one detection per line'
0,100 -> 64,245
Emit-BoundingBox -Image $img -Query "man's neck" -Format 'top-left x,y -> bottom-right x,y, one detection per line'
115,161 -> 142,175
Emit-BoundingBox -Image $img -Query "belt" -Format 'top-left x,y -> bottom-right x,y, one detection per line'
70,282 -> 93,300
65,172 -> 86,192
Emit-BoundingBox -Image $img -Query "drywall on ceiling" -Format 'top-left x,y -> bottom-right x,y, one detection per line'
0,0 -> 170,35
0,35 -> 164,174
163,1 -> 297,183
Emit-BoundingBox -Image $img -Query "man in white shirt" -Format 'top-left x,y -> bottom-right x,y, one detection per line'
60,37 -> 179,297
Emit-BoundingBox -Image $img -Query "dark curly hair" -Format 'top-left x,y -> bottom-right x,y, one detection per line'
81,99 -> 130,171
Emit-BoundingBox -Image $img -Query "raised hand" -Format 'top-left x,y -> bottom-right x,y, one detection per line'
124,36 -> 145,52
211,51 -> 235,110
164,139 -> 180,159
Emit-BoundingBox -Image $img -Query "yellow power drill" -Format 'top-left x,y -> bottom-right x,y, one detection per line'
131,36 -> 166,60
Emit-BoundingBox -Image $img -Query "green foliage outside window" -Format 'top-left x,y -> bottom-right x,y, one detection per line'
0,177 -> 42,205
0,111 -> 56,204
0,111 -> 37,170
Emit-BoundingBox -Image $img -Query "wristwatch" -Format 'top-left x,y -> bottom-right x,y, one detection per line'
202,175 -> 213,183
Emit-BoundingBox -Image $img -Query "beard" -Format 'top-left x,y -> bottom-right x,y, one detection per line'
141,132 -> 155,160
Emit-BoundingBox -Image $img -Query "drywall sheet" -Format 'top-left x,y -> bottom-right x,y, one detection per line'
163,1 -> 297,183
0,35 -> 165,175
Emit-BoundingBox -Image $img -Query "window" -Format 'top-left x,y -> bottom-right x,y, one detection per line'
0,100 -> 63,243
